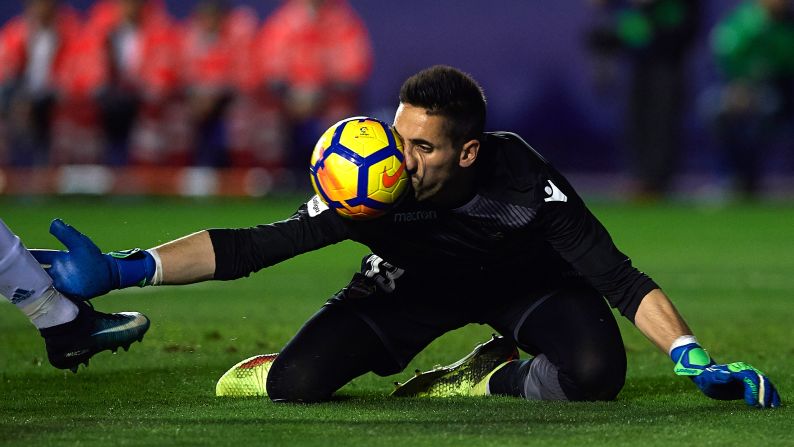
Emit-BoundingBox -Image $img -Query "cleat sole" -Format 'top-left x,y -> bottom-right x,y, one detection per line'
392,368 -> 451,397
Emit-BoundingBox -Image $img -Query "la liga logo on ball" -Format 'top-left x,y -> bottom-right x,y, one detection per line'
310,117 -> 409,220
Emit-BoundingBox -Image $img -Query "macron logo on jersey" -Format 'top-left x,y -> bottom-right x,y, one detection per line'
544,180 -> 567,203
393,210 -> 438,223
307,195 -> 330,217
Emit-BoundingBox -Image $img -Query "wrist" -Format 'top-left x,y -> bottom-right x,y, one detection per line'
668,335 -> 699,358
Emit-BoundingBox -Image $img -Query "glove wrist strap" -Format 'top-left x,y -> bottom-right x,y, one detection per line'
670,336 -> 715,377
107,249 -> 156,289
668,335 -> 698,357
147,249 -> 164,286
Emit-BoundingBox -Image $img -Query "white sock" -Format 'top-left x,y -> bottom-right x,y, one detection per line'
0,219 -> 79,329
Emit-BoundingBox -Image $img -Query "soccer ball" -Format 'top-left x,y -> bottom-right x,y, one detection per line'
309,116 -> 409,219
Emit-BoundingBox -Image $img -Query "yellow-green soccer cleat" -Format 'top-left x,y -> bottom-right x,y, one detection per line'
215,353 -> 278,397
391,335 -> 519,397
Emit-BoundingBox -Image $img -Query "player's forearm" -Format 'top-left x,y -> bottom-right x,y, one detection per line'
150,230 -> 216,285
633,288 -> 693,353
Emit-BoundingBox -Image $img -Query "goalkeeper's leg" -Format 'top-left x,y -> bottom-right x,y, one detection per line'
487,283 -> 626,401
265,304 -> 397,403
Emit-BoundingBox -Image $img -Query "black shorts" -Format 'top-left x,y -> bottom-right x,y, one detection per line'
325,254 -> 609,375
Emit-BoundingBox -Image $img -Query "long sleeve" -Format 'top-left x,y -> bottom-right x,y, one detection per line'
208,197 -> 351,280
535,174 -> 659,322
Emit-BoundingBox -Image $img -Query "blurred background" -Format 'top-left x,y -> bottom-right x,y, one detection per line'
0,0 -> 792,201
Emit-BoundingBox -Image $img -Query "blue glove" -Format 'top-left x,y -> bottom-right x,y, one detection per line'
29,219 -> 156,300
672,342 -> 781,408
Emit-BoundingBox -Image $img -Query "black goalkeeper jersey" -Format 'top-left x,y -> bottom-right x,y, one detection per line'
209,132 -> 658,321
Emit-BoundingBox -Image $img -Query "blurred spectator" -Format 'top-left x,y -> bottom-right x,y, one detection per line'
84,0 -> 182,165
181,0 -> 257,167
706,0 -> 794,197
254,0 -> 373,184
0,0 -> 81,166
586,0 -> 700,200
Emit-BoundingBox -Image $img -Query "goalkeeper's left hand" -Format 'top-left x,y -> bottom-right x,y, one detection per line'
671,341 -> 781,408
29,219 -> 157,300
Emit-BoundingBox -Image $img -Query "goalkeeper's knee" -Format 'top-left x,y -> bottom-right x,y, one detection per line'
265,356 -> 336,403
558,354 -> 626,401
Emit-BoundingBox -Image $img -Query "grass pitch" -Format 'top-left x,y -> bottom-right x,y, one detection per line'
1,195 -> 792,446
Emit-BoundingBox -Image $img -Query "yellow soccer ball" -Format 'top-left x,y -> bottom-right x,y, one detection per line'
309,117 -> 409,219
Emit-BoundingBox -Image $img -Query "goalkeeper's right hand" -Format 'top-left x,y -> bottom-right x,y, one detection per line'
29,219 -> 157,300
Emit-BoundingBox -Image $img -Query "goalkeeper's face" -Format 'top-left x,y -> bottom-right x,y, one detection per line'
393,103 -> 478,206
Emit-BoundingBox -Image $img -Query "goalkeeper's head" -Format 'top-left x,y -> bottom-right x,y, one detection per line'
399,65 -> 487,149
395,66 -> 487,206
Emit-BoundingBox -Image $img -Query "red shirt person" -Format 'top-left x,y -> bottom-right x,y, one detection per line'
253,0 -> 373,178
180,1 -> 258,167
81,0 -> 182,165
0,0 -> 81,165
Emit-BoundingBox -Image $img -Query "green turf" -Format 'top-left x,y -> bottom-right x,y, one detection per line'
1,196 -> 792,446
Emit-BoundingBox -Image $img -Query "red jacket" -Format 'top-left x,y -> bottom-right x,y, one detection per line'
80,0 -> 182,100
255,0 -> 373,90
0,6 -> 82,97
181,6 -> 259,94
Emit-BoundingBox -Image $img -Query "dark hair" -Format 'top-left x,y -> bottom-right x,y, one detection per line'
399,65 -> 486,147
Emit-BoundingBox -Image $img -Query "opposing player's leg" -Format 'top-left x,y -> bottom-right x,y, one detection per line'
0,219 -> 78,329
488,282 -> 626,401
0,218 -> 149,372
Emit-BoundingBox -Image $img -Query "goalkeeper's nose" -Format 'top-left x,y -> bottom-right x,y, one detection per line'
404,144 -> 418,176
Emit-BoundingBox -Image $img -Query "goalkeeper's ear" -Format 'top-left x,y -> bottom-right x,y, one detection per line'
458,139 -> 480,168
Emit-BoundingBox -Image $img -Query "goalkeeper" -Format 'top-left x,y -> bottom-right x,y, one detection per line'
30,66 -> 780,408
